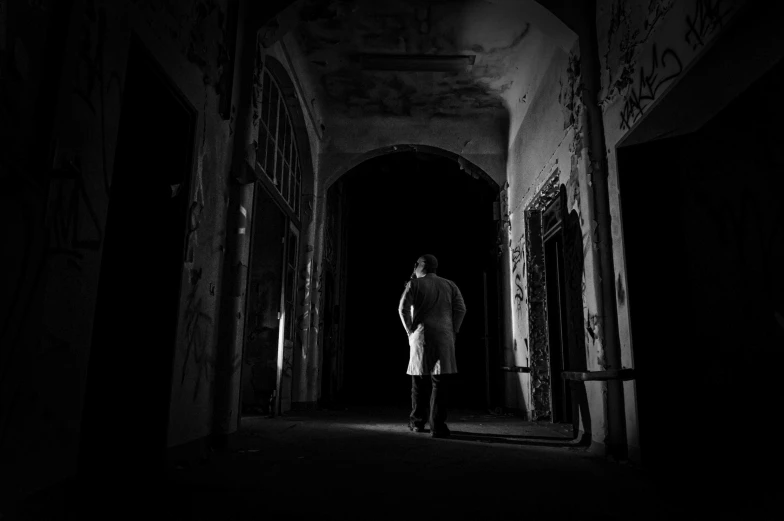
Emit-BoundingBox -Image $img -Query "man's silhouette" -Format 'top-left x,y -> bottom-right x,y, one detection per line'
398,254 -> 466,438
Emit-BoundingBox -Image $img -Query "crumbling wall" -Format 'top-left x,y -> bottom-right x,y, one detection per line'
505,29 -> 609,443
0,0 -> 235,503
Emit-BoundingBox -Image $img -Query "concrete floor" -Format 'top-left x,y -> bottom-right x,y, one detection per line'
8,406 -> 777,520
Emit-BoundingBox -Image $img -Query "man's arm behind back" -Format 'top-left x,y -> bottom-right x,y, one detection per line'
451,282 -> 466,333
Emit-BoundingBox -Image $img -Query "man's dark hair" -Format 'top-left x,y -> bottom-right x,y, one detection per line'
421,254 -> 438,274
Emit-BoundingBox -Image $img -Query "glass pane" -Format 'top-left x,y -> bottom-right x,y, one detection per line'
276,100 -> 286,152
294,159 -> 300,213
281,124 -> 289,169
264,135 -> 275,179
284,302 -> 292,340
257,128 -> 268,172
294,180 -> 300,215
269,84 -> 279,145
281,164 -> 290,201
286,269 -> 295,301
274,149 -> 283,186
289,164 -> 295,206
288,230 -> 298,268
285,119 -> 293,166
261,70 -> 271,127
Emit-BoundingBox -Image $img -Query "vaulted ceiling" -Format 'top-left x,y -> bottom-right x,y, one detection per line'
284,0 -> 576,121
258,0 -> 577,183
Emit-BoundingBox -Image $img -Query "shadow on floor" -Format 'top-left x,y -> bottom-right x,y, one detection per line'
447,430 -> 587,447
5,407 -> 778,520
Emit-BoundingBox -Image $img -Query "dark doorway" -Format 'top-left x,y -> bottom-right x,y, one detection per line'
341,152 -> 499,410
543,194 -> 572,423
241,186 -> 287,416
618,55 -> 784,483
79,36 -> 195,477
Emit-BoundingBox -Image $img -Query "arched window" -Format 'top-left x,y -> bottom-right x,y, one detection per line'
256,66 -> 301,217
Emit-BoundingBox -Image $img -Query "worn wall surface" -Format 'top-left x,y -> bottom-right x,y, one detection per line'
0,0 -> 237,501
596,0 -> 748,459
503,16 -> 611,445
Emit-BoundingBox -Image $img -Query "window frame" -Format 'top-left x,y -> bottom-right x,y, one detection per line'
255,66 -> 302,224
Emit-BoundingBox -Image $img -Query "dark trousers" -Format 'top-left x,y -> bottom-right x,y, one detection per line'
410,374 -> 449,432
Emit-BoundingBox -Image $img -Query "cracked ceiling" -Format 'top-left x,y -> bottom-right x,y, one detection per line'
289,0 -> 549,120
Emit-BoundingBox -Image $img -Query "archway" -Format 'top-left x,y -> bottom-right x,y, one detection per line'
321,149 -> 502,411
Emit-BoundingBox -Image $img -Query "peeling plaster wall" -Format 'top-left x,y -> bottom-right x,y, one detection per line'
504,38 -> 607,443
0,0 -> 237,501
596,0 -> 747,459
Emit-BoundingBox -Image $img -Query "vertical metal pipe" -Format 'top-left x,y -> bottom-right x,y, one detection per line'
211,0 -> 258,448
577,0 -> 627,458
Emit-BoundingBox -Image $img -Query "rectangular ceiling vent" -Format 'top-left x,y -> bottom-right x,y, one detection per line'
358,54 -> 476,72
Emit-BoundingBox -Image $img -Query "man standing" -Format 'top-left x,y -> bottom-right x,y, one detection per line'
398,254 -> 466,438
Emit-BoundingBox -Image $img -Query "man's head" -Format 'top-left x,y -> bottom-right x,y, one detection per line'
414,254 -> 438,278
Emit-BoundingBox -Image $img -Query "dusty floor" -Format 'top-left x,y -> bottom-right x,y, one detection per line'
8,406 -> 777,520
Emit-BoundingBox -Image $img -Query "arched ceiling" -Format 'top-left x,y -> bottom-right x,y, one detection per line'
283,0 -> 576,121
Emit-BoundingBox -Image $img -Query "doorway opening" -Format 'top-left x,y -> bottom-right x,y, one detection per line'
336,151 -> 500,410
617,43 -> 784,478
240,60 -> 305,417
542,192 -> 572,424
79,35 -> 196,474
524,182 -> 586,424
240,183 -> 301,418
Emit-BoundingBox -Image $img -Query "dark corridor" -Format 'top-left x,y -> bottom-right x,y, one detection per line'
340,152 -> 500,410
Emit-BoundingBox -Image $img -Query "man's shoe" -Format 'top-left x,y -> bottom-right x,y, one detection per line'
409,422 -> 425,433
431,427 -> 451,439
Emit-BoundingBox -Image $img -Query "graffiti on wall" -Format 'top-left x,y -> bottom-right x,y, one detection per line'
296,194 -> 317,361
45,158 -> 103,268
184,200 -> 204,263
524,207 -> 550,421
685,0 -> 732,50
559,52 -> 583,132
521,170 -> 564,421
512,243 -> 525,319
613,0 -> 743,131
180,266 -> 214,401
619,43 -> 683,130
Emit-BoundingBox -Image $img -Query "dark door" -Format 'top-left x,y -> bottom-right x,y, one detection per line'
543,194 -> 572,423
79,36 -> 195,477
544,231 -> 571,422
279,221 -> 299,412
241,186 -> 286,416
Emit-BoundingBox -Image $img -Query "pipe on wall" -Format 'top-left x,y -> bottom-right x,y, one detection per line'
211,0 -> 262,448
575,0 -> 627,459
